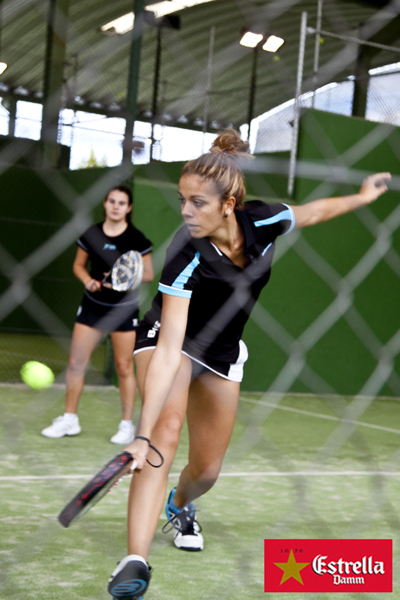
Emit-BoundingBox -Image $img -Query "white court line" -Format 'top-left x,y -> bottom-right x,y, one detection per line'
218,471 -> 400,477
240,396 -> 400,435
1,471 -> 400,482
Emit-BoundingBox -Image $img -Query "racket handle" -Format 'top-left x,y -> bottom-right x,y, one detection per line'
129,459 -> 137,473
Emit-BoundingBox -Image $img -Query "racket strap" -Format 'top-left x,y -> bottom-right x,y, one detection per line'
135,435 -> 150,444
135,436 -> 164,468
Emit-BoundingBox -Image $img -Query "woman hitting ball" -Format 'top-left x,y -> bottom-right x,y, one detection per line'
106,131 -> 390,599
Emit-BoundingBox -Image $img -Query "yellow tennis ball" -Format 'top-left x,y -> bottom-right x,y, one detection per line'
21,361 -> 54,390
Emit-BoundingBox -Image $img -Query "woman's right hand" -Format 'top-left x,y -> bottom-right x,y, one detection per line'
125,437 -> 150,471
84,279 -> 101,293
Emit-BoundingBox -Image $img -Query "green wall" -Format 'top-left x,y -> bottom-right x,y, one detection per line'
1,110 -> 399,395
0,166 -> 111,331
242,110 -> 400,395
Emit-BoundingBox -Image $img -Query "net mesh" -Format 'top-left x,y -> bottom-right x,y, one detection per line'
1,0 -> 399,597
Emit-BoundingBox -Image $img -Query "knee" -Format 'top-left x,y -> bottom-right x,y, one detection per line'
67,356 -> 86,375
114,358 -> 133,379
153,410 -> 184,453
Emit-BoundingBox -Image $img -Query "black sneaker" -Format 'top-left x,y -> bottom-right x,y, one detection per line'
163,490 -> 203,551
108,555 -> 151,599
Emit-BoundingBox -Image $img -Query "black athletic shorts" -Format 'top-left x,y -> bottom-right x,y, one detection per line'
75,294 -> 139,332
134,320 -> 248,382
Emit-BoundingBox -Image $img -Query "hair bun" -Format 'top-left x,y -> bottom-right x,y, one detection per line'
210,129 -> 250,157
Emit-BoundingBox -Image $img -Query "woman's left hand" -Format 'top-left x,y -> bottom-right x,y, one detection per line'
359,172 -> 391,204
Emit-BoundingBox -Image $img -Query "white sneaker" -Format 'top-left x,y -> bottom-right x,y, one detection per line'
163,489 -> 203,551
110,421 -> 135,444
108,555 -> 151,599
170,507 -> 204,551
41,415 -> 81,438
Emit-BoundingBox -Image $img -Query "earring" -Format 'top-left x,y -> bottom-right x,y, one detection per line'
224,212 -> 229,218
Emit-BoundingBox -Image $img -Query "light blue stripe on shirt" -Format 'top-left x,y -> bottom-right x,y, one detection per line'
262,242 -> 272,256
158,251 -> 201,299
254,204 -> 295,235
172,251 -> 201,288
158,283 -> 192,298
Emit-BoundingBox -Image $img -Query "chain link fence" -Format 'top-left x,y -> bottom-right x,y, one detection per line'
1,1 -> 400,598
255,66 -> 400,153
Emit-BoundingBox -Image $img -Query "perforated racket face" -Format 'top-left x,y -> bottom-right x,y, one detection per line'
58,452 -> 134,527
111,251 -> 143,291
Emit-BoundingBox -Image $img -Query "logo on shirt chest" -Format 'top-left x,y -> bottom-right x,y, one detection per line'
103,243 -> 117,250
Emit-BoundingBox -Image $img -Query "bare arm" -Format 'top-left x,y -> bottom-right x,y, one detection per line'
125,294 -> 190,468
292,172 -> 391,229
141,252 -> 154,283
72,247 -> 101,292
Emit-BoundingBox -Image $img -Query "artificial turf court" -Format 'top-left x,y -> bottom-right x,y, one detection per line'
1,385 -> 399,600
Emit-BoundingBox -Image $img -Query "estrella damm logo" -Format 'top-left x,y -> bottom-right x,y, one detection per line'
264,539 -> 392,593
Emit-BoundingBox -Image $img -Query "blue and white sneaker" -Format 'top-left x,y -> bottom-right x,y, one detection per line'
108,555 -> 151,600
163,488 -> 203,551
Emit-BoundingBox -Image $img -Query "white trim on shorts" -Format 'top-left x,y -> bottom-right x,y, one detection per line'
134,346 -> 157,355
134,340 -> 248,383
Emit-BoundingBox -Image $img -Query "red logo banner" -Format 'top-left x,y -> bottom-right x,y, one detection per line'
264,539 -> 392,593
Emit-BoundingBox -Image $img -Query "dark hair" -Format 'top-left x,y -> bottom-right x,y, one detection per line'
104,184 -> 133,223
181,130 -> 252,210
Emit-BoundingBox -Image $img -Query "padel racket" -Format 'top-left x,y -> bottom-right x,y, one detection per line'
101,250 -> 143,292
58,451 -> 136,527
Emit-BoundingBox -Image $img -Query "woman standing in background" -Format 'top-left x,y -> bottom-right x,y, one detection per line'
41,184 -> 154,444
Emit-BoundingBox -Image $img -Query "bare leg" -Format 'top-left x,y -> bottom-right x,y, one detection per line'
127,350 -> 192,559
173,370 -> 240,509
65,323 -> 104,414
110,330 -> 137,421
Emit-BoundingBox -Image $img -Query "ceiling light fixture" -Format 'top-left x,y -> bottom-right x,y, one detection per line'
101,0 -> 214,35
101,13 -> 134,35
239,32 -> 263,48
240,29 -> 284,53
262,35 -> 284,53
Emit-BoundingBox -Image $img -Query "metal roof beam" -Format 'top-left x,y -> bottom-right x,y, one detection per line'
41,0 -> 70,168
123,0 -> 145,166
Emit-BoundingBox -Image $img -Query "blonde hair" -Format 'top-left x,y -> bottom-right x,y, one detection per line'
182,130 -> 252,210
